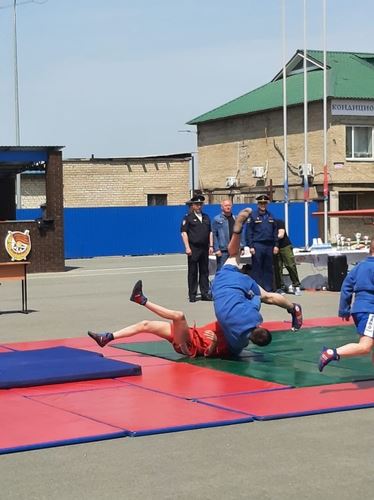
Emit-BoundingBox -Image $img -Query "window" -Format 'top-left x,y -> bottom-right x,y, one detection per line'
346,126 -> 373,159
339,193 -> 357,211
147,194 -> 167,206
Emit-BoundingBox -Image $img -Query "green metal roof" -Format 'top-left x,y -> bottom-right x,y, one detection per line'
188,50 -> 374,124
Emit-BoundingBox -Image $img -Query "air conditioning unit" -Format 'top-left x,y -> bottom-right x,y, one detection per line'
252,166 -> 266,178
225,176 -> 238,188
298,163 -> 314,177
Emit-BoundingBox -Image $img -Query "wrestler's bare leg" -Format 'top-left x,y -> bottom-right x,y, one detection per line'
227,208 -> 252,261
142,300 -> 190,345
259,286 -> 303,331
130,280 -> 191,345
259,286 -> 294,311
89,285 -> 191,347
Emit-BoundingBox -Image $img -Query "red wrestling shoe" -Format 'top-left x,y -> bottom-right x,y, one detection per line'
130,280 -> 148,305
88,331 -> 113,347
289,303 -> 303,331
318,346 -> 340,372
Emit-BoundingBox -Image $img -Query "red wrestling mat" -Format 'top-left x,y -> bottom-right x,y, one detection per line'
11,377 -> 132,396
0,392 -> 127,454
262,316 -> 353,331
0,316 -> 367,454
0,341 -> 273,454
0,382 -> 252,453
2,335 -> 159,353
198,380 -> 374,420
125,363 -> 287,399
302,317 -> 353,327
27,385 -> 253,437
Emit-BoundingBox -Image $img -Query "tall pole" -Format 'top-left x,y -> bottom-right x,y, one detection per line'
282,0 -> 289,233
303,0 -> 309,249
13,0 -> 21,208
178,129 -> 197,197
191,153 -> 195,197
322,0 -> 329,243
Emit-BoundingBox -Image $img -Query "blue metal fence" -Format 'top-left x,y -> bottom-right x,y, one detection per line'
17,202 -> 319,259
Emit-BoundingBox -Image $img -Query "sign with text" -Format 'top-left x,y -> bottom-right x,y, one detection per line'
331,99 -> 374,116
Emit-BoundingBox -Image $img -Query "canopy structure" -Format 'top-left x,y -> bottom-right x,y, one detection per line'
0,146 -> 65,272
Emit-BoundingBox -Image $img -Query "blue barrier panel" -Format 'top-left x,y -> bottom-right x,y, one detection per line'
64,206 -> 189,258
16,208 -> 41,220
18,202 -> 319,259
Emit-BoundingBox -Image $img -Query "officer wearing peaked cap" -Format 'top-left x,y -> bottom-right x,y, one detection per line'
181,194 -> 213,302
186,194 -> 206,204
256,194 -> 270,202
245,194 -> 279,291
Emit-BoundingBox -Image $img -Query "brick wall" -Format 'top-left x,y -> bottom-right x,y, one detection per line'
63,158 -> 190,207
197,101 -> 374,194
21,175 -> 46,208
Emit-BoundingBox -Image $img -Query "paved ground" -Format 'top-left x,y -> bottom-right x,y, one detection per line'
1,255 -> 374,500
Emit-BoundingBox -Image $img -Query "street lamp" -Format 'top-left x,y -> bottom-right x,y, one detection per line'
7,0 -> 47,208
13,0 -> 21,208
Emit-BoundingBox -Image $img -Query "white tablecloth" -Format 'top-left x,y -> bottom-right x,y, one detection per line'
293,247 -> 369,267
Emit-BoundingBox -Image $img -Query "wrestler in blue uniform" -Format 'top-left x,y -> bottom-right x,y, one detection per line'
211,264 -> 263,355
319,250 -> 374,371
338,255 -> 374,335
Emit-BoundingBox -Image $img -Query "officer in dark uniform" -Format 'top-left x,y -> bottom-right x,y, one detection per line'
245,194 -> 279,291
181,195 -> 213,302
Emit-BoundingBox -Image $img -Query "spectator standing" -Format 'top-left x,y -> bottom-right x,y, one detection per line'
181,195 -> 213,302
245,194 -> 279,291
274,218 -> 301,296
212,199 -> 246,272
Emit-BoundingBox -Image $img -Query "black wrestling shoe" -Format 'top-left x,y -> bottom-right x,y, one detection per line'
88,331 -> 113,347
189,296 -> 197,303
130,280 -> 147,305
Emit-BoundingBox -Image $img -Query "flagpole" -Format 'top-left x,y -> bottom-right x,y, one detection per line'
322,0 -> 329,243
282,0 -> 289,233
303,0 -> 309,249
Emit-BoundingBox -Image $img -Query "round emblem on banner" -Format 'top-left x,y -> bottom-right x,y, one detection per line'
5,230 -> 31,261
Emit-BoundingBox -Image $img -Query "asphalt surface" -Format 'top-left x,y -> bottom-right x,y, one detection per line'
1,254 -> 374,500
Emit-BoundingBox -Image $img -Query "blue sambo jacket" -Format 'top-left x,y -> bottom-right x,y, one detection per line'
338,256 -> 374,316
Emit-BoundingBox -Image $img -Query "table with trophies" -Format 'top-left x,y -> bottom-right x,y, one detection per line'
293,233 -> 370,267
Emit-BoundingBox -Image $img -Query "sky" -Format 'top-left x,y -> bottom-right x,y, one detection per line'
0,0 -> 373,159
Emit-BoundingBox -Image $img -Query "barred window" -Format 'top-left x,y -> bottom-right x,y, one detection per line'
147,194 -> 167,206
346,126 -> 373,159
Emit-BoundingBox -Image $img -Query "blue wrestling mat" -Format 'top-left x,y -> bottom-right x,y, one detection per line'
0,346 -> 141,389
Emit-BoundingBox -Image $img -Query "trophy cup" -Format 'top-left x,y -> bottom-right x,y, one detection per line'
340,236 -> 345,250
346,237 -> 351,249
355,233 -> 361,248
364,235 -> 369,248
336,233 -> 342,249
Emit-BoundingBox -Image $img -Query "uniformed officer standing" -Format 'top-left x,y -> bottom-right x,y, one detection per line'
181,195 -> 213,302
273,218 -> 301,295
245,194 -> 279,291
